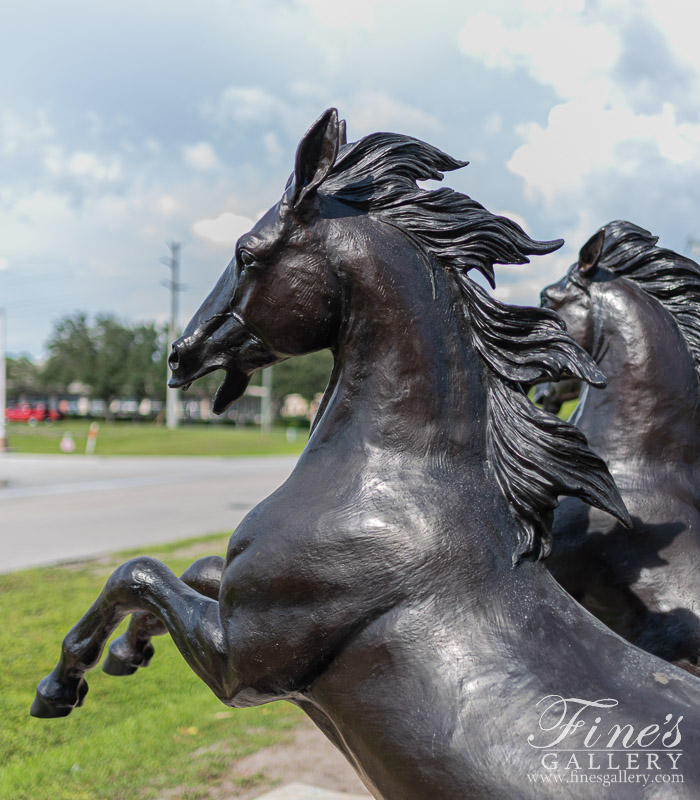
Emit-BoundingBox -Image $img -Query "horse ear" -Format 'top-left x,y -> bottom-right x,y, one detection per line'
292,108 -> 339,211
578,229 -> 605,274
339,119 -> 347,145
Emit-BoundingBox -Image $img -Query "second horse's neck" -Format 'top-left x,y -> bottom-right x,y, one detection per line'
577,281 -> 700,470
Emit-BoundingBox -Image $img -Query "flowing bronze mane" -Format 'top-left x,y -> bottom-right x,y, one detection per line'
596,219 -> 700,381
321,132 -> 628,562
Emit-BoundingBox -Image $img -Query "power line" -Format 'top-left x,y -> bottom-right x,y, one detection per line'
160,241 -> 185,429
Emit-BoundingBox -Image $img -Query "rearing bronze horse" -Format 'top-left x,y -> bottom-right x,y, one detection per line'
542,222 -> 700,674
32,112 -> 700,798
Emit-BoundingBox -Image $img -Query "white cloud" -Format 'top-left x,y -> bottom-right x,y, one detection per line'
492,253 -> 571,307
345,92 -> 439,137
458,11 -> 619,104
492,209 -> 612,307
192,212 -> 254,246
206,86 -> 278,127
0,256 -> 9,271
0,110 -> 53,155
458,4 -> 700,217
300,0 -> 381,30
263,132 -> 283,163
0,190 -> 81,261
44,147 -> 123,183
508,100 -> 700,207
522,0 -> 584,12
648,0 -> 700,72
483,113 -> 502,135
182,142 -> 220,171
290,81 -> 329,101
203,84 -> 326,142
157,194 -> 179,215
494,208 -> 529,232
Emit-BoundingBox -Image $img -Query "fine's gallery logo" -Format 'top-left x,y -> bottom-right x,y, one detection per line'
526,696 -> 684,788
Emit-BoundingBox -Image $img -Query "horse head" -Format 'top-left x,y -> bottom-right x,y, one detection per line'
169,109 -> 345,413
542,221 -> 700,378
540,227 -> 607,356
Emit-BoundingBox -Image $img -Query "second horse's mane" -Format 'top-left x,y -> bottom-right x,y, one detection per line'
597,220 -> 700,382
318,132 -> 628,563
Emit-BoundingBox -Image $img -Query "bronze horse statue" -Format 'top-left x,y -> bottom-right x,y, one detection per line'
542,221 -> 700,674
32,113 -> 700,798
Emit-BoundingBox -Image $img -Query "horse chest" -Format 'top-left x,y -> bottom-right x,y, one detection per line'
216,482 -> 446,696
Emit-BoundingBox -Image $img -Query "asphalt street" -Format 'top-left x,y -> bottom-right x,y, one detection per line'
0,453 -> 298,573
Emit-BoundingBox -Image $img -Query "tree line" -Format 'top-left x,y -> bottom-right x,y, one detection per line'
7,312 -> 333,414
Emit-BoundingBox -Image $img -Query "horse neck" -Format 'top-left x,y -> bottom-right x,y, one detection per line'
576,280 -> 700,468
305,218 -> 584,616
314,223 -> 489,462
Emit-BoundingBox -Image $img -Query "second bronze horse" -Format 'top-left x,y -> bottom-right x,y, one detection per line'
542,221 -> 700,674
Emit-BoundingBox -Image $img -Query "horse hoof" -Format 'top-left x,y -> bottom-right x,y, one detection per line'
102,651 -> 139,676
102,638 -> 154,676
30,692 -> 74,718
30,675 -> 88,718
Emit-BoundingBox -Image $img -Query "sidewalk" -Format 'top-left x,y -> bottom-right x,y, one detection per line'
253,784 -> 370,800
0,453 -> 297,572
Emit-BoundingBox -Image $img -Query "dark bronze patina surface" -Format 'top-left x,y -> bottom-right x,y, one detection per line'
542,221 -> 700,674
32,114 -> 700,798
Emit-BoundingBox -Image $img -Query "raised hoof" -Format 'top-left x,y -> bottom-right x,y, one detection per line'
102,638 -> 154,676
102,650 -> 139,676
30,675 -> 88,718
30,692 -> 74,718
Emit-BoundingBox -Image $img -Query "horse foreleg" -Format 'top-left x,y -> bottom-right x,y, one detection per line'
31,556 -> 235,719
102,555 -> 225,676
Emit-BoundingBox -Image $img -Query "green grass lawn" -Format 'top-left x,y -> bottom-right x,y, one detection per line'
6,420 -> 308,457
558,398 -> 579,421
7,394 -> 577,458
0,534 -> 304,800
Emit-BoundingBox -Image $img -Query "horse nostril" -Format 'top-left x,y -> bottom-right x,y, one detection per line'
168,346 -> 180,371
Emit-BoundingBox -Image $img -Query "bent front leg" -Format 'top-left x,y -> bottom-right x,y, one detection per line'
103,555 -> 225,676
31,556 -> 237,719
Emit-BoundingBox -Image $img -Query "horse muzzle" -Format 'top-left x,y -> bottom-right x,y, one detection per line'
168,312 -> 274,415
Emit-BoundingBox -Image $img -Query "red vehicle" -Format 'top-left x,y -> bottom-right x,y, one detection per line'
5,403 -> 61,423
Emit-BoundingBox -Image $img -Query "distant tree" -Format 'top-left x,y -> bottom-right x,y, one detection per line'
6,356 -> 42,399
42,313 -> 167,413
271,350 -> 333,403
42,312 -> 96,391
184,368 -> 231,400
40,311 -> 333,418
86,315 -> 142,415
127,323 -> 168,401
182,352 -> 333,415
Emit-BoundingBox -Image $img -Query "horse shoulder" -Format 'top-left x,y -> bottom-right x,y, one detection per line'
216,468 -> 438,698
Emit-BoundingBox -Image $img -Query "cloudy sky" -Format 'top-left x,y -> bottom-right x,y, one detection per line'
3,0 -> 700,357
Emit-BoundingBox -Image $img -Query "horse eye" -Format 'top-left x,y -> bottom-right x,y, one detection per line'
238,249 -> 256,271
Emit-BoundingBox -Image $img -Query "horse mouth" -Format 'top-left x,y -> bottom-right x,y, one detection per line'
169,362 -> 251,415
211,366 -> 251,415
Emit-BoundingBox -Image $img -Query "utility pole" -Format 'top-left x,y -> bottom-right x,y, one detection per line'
261,367 -> 273,432
161,242 -> 184,429
0,309 -> 6,451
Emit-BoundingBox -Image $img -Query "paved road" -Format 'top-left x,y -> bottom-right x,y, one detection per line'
0,453 -> 298,573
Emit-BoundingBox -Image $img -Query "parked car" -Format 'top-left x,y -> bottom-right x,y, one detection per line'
5,403 -> 62,423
